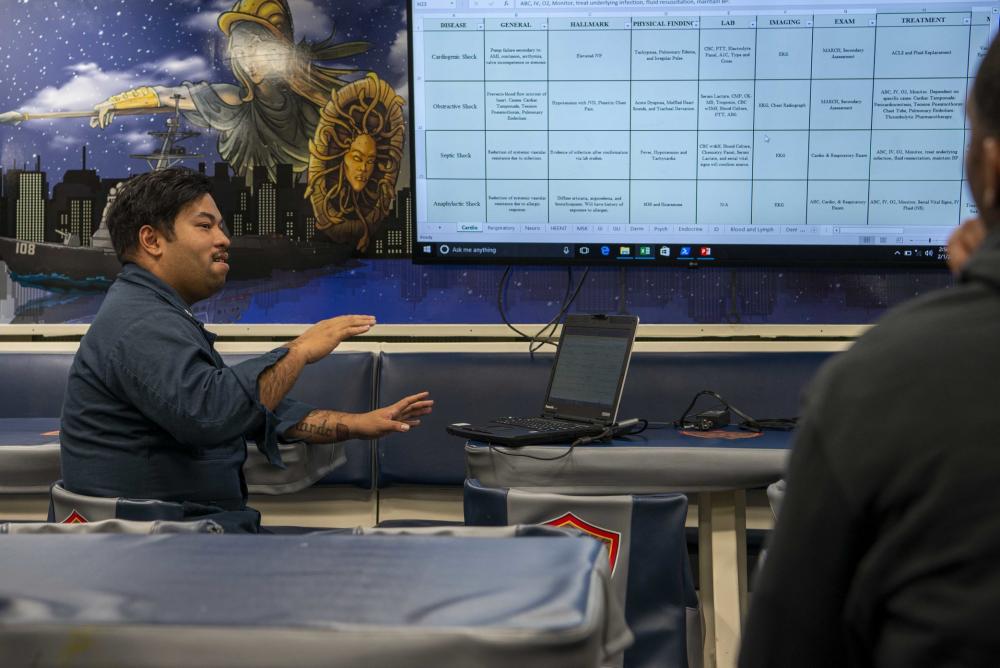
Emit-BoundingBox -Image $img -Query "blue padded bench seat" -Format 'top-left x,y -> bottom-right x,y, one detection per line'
0,351 -> 377,493
0,352 -> 76,495
0,418 -> 61,494
376,351 -> 836,488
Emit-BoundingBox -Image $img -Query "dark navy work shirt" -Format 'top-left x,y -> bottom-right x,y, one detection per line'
60,263 -> 314,511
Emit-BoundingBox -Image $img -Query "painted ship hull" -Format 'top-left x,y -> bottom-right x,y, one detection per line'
0,235 -> 352,290
0,237 -> 120,290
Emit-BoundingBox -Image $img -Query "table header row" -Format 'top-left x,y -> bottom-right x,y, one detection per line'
422,12 -> 991,31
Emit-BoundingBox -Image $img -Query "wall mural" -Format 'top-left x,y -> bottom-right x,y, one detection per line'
0,0 -> 950,325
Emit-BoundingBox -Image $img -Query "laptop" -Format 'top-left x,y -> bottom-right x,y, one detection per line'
446,314 -> 639,446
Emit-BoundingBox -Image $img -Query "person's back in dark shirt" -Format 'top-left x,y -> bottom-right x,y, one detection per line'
740,235 -> 1000,667
741,30 -> 1000,666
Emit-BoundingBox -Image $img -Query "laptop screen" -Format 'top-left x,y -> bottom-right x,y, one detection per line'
543,315 -> 638,423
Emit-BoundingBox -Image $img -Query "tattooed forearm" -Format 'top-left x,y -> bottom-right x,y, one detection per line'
288,410 -> 352,443
294,419 -> 350,441
258,345 -> 306,411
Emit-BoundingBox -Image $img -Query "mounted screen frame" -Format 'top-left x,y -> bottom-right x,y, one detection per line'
407,0 -> 1000,267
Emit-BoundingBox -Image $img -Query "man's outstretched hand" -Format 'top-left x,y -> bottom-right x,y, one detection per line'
347,391 -> 434,439
288,314 -> 376,364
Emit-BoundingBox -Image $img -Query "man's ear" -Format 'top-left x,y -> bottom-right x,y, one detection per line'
981,137 -> 1000,211
137,225 -> 164,259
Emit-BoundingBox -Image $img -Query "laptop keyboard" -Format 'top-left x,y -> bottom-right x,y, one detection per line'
493,416 -> 582,432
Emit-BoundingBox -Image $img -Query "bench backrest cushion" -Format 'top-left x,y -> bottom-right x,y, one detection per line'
377,352 -> 556,487
0,353 -> 75,418
620,351 -> 835,425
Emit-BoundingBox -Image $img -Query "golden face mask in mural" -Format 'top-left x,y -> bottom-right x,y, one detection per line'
308,73 -> 406,251
344,134 -> 377,192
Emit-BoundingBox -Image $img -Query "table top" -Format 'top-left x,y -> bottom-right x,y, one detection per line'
578,428 -> 791,450
465,428 -> 793,493
0,533 -> 628,668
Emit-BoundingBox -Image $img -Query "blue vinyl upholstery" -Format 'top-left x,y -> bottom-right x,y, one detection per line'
619,351 -> 835,424
465,479 -> 696,668
0,353 -> 75,418
376,351 -> 556,486
0,533 -> 630,667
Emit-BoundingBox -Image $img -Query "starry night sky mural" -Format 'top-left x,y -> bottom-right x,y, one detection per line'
0,0 -> 408,184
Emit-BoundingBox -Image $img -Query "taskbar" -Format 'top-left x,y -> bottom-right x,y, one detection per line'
412,242 -> 950,266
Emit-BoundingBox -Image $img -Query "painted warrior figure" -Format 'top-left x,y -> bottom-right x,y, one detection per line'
0,0 -> 406,251
88,0 -> 369,184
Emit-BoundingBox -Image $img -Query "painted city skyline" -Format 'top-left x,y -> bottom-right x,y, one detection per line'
0,149 -> 412,258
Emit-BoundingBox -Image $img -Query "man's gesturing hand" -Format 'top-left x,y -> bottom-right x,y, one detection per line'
347,392 -> 434,439
288,315 -> 375,364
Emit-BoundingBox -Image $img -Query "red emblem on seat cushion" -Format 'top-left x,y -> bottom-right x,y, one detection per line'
61,510 -> 88,524
543,512 -> 621,574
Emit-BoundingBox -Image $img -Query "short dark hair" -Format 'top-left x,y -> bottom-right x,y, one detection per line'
974,33 -> 1000,138
105,168 -> 213,262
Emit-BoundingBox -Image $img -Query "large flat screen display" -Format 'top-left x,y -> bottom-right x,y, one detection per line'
408,0 -> 999,266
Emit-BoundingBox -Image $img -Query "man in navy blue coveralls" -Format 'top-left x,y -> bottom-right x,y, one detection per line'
60,168 -> 433,530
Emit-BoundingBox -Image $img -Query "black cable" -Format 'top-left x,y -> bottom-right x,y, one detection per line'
496,265 -> 591,355
528,266 -> 590,354
673,390 -> 797,432
497,266 -> 537,342
747,417 -> 798,431
675,390 -> 757,429
618,265 -> 627,314
487,419 -> 648,461
526,266 -> 573,354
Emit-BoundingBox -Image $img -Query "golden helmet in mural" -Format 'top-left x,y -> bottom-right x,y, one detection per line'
217,0 -> 294,42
